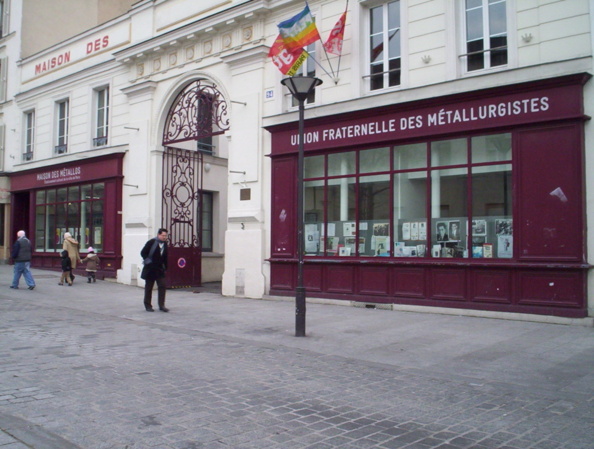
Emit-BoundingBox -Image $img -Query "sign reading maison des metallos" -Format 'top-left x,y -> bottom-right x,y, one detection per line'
270,82 -> 584,154
36,166 -> 82,185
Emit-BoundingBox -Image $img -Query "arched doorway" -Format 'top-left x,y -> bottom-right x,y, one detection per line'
161,79 -> 229,287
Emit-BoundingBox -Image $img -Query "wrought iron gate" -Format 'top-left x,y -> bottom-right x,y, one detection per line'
161,80 -> 229,288
162,147 -> 203,287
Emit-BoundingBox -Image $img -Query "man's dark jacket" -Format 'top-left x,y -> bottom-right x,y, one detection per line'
140,238 -> 168,281
12,237 -> 32,262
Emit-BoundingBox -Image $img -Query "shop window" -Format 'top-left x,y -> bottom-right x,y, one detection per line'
200,191 -> 213,252
23,110 -> 35,161
462,0 -> 507,73
55,99 -> 69,155
93,87 -> 109,147
367,0 -> 401,91
33,182 -> 105,253
291,43 -> 317,106
302,132 -> 512,260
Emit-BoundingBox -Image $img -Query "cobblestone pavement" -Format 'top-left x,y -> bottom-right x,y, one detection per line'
0,267 -> 593,449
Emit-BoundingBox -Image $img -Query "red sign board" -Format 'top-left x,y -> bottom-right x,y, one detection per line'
10,154 -> 124,192
269,80 -> 586,154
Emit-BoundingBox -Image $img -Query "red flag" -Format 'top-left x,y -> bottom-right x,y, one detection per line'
268,34 -> 308,75
323,11 -> 347,55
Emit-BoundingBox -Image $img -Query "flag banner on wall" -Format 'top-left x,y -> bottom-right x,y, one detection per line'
277,4 -> 321,53
323,11 -> 347,55
268,34 -> 309,75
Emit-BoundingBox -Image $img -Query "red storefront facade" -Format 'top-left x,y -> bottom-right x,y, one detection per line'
9,153 -> 124,278
267,74 -> 591,318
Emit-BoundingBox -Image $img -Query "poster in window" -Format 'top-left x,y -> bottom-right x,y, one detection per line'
497,235 -> 513,258
373,223 -> 389,236
472,246 -> 484,258
449,221 -> 461,241
326,236 -> 340,254
410,222 -> 419,240
495,219 -> 513,236
472,219 -> 487,236
304,224 -> 319,253
402,222 -> 411,240
338,246 -> 351,256
94,227 -> 102,245
373,236 -> 390,256
483,243 -> 493,258
345,236 -> 365,254
419,221 -> 427,240
436,222 -> 448,242
343,222 -> 356,236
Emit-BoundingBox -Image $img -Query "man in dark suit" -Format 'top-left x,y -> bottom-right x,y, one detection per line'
140,228 -> 169,312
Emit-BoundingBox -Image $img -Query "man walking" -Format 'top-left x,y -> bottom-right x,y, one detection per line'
10,230 -> 36,290
140,228 -> 169,312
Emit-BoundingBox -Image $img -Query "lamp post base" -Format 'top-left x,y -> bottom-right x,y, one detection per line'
295,286 -> 306,337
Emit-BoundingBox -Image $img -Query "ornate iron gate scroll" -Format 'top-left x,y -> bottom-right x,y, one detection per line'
161,80 -> 230,288
162,147 -> 202,287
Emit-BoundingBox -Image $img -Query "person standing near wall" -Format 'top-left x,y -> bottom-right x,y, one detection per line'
63,232 -> 82,283
140,228 -> 169,312
10,230 -> 36,290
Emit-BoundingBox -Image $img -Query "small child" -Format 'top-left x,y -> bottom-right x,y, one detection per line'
59,250 -> 72,286
81,247 -> 101,283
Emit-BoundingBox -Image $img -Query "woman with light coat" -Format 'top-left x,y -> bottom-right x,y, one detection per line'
63,232 -> 82,282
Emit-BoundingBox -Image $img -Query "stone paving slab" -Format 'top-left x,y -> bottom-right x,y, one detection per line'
0,266 -> 593,448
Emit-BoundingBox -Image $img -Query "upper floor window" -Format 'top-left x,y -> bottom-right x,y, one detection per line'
463,0 -> 507,72
23,110 -> 35,161
55,99 -> 69,154
0,0 -> 7,38
93,87 -> 109,147
0,57 -> 7,103
368,0 -> 401,91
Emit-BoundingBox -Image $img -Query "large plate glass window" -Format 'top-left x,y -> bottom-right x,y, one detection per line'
302,133 -> 512,259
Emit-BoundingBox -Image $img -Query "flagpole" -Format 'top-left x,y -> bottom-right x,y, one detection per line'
303,49 -> 334,80
335,0 -> 349,82
303,1 -> 335,79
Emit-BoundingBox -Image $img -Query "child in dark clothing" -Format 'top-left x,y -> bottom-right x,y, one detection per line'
59,250 -> 72,286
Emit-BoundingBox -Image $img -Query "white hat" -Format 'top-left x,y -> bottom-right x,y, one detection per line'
87,247 -> 94,252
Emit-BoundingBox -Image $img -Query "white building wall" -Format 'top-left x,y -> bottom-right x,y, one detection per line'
2,0 -> 594,313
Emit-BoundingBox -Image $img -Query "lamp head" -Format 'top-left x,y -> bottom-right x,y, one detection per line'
281,75 -> 323,103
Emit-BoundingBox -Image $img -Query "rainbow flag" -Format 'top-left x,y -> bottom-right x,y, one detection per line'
277,4 -> 321,53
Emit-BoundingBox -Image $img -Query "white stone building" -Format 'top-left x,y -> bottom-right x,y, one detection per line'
1,0 -> 593,320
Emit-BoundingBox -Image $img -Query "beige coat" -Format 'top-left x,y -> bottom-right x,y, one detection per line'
63,234 -> 81,269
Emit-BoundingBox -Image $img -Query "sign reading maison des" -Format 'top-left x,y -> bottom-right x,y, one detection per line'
270,83 -> 584,154
22,22 -> 130,82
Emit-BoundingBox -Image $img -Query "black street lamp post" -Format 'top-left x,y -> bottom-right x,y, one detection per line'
281,75 -> 323,337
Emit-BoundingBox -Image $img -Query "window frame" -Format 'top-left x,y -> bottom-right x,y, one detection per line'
200,191 -> 214,252
93,86 -> 109,147
302,131 -> 513,259
23,110 -> 35,161
55,98 -> 69,154
459,0 -> 512,76
34,182 -> 105,253
363,0 -> 405,92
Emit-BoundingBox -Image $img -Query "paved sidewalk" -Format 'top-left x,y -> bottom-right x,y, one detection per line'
1,265 -> 593,449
